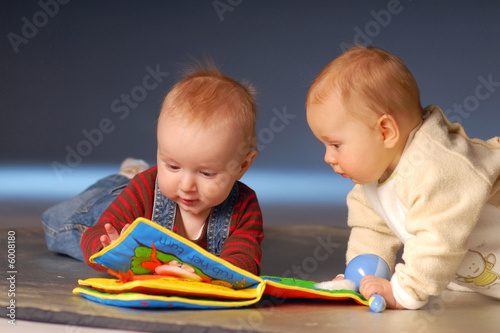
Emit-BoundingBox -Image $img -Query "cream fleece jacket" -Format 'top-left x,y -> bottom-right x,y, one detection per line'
345,105 -> 500,309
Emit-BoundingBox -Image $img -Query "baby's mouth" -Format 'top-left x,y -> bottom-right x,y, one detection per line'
180,197 -> 197,205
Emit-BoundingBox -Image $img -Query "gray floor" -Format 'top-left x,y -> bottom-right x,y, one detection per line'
1,318 -> 145,333
0,200 -> 349,228
1,201 -> 500,333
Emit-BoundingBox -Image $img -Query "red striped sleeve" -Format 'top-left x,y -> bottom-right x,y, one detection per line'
124,188 -> 141,214
81,167 -> 157,271
231,229 -> 262,235
224,255 -> 251,272
222,241 -> 261,260
219,181 -> 263,275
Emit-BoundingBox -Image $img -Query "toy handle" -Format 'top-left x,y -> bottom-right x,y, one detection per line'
369,294 -> 386,313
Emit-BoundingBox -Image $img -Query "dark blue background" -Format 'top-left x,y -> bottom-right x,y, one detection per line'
1,0 -> 499,206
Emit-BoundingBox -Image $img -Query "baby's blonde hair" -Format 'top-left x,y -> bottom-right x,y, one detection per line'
159,60 -> 257,150
307,46 -> 423,124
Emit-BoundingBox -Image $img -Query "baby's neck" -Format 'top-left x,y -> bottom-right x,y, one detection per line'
379,118 -> 421,183
178,208 -> 210,241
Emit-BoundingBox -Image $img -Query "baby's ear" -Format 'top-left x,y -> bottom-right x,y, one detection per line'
236,149 -> 258,179
377,114 -> 400,148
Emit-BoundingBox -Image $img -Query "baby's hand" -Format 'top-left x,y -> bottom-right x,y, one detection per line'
100,223 -> 131,248
359,275 -> 405,310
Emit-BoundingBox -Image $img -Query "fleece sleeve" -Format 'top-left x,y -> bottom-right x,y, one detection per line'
393,143 -> 492,309
346,184 -> 403,271
220,183 -> 263,275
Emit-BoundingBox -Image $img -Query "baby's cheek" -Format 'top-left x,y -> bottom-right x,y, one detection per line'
157,181 -> 172,197
204,180 -> 226,199
204,178 -> 232,201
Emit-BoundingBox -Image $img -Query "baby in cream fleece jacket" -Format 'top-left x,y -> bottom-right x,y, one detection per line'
306,46 -> 500,309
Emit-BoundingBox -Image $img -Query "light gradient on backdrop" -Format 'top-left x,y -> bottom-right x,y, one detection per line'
0,166 -> 352,205
1,1 -> 499,203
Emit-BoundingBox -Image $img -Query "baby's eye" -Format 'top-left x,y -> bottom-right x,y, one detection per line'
167,164 -> 180,171
200,171 -> 216,177
330,143 -> 340,149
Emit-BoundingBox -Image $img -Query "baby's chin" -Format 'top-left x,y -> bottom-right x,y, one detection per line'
349,178 -> 375,185
177,202 -> 211,216
348,178 -> 364,184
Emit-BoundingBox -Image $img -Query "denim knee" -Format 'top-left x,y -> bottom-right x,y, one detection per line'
41,174 -> 129,261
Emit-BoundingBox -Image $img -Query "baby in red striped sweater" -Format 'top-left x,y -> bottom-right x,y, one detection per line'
43,61 -> 264,275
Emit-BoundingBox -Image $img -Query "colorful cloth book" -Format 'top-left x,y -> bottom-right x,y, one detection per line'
73,218 -> 368,309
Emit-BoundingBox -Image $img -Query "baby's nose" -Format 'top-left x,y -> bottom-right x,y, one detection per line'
324,151 -> 337,165
180,174 -> 196,191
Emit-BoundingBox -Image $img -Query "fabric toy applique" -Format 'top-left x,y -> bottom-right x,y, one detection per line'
456,250 -> 500,288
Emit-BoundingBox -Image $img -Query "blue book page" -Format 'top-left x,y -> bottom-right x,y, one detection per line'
90,218 -> 262,289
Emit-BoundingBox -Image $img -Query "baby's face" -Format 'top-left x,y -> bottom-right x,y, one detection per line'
156,115 -> 248,219
307,93 -> 396,184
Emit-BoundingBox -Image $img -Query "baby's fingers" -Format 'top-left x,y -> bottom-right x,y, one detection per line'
359,275 -> 386,298
100,235 -> 111,248
121,223 -> 131,235
104,223 -> 120,242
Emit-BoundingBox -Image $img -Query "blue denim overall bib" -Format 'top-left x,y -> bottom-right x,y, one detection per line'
151,179 -> 239,256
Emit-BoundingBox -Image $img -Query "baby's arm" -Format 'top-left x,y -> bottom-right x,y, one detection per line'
346,185 -> 402,269
81,172 -> 152,271
344,185 -> 406,308
387,145 -> 493,308
219,185 -> 263,275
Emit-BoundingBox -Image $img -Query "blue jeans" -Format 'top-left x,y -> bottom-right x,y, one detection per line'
41,174 -> 130,261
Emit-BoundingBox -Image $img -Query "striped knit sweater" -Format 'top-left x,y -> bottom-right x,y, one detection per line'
81,167 -> 263,275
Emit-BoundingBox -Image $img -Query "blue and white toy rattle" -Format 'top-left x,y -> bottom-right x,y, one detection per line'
344,254 -> 391,313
